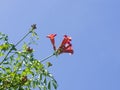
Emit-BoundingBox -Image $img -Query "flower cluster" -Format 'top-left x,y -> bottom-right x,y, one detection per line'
47,34 -> 74,55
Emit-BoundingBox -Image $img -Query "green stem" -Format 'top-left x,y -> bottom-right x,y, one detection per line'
40,54 -> 55,63
0,30 -> 32,65
14,31 -> 32,47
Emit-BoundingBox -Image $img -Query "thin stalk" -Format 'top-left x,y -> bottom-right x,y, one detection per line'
40,54 -> 55,63
0,30 -> 32,65
14,31 -> 32,47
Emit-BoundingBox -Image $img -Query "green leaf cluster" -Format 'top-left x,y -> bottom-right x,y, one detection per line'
0,28 -> 57,90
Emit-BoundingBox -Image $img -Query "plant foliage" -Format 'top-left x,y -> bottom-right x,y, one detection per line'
0,24 -> 57,90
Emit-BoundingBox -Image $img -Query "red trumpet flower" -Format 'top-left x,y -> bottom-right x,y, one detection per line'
58,42 -> 73,55
60,35 -> 71,46
58,35 -> 73,55
47,34 -> 74,55
47,34 -> 57,50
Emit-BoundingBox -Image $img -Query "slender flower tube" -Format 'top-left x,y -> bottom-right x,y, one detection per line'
47,34 -> 57,50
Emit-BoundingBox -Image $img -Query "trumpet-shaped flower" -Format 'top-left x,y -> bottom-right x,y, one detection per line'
47,34 -> 74,55
58,35 -> 73,55
47,34 -> 57,50
60,35 -> 71,46
59,43 -> 73,54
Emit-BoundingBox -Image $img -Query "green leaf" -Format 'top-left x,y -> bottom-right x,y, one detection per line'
21,70 -> 27,76
44,77 -> 47,85
5,67 -> 11,73
22,43 -> 28,52
0,43 -> 10,51
10,72 -> 15,77
38,87 -> 42,90
36,80 -> 40,86
16,53 -> 21,60
0,52 -> 4,57
40,74 -> 42,80
26,88 -> 30,90
52,80 -> 58,90
43,69 -> 49,76
3,61 -> 9,64
43,86 -> 47,90
32,31 -> 38,37
21,68 -> 33,76
33,81 -> 36,88
48,81 -> 51,90
0,66 -> 5,71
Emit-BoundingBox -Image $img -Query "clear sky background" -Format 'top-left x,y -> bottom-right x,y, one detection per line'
0,0 -> 120,90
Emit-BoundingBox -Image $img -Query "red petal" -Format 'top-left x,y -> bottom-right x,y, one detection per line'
60,35 -> 71,47
62,44 -> 74,54
47,34 -> 57,39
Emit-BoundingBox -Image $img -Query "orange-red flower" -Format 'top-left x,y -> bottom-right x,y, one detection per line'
58,35 -> 73,55
62,44 -> 73,54
47,34 -> 73,55
60,35 -> 71,46
47,34 -> 57,50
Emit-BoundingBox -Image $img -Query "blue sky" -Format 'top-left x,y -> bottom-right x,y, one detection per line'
0,0 -> 120,90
